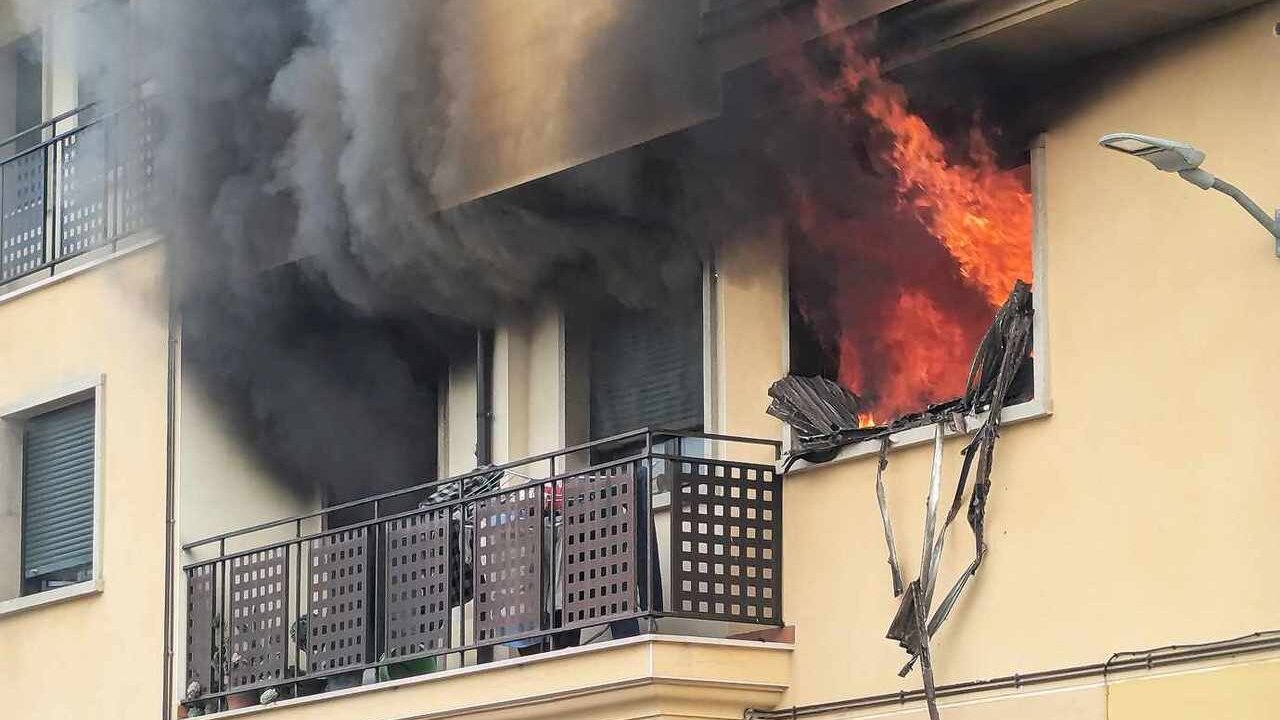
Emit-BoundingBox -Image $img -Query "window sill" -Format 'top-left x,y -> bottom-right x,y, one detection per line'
0,578 -> 102,619
784,397 -> 1053,475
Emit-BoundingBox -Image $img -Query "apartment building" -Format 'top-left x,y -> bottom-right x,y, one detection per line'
0,2 -> 1278,719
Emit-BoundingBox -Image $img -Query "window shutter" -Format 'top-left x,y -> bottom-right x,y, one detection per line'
22,400 -> 95,580
590,298 -> 704,439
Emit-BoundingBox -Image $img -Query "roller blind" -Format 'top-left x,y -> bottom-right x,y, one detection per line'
590,296 -> 704,440
22,400 -> 95,580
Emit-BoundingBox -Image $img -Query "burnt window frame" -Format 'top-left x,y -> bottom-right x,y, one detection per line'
782,136 -> 1052,465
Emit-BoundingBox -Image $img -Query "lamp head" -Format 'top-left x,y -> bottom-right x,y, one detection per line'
1099,133 -> 1206,173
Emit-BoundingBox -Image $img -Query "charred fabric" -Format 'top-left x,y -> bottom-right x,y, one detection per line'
767,280 -> 1034,720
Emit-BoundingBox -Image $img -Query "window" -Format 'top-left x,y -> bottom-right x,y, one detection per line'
0,31 -> 43,151
584,277 -> 705,456
1,384 -> 100,607
788,154 -> 1037,427
589,298 -> 704,442
20,400 -> 96,596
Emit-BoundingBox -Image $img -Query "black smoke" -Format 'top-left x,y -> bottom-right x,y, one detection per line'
50,0 -> 718,499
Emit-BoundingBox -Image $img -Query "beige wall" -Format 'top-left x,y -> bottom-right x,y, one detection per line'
707,2 -> 1280,715
0,246 -> 169,720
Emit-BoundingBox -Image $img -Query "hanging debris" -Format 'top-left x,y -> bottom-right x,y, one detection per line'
767,281 -> 1034,719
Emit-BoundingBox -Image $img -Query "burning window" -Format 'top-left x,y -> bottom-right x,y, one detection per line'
783,17 -> 1036,427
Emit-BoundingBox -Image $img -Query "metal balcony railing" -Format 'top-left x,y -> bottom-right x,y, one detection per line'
0,103 -> 156,285
180,429 -> 783,712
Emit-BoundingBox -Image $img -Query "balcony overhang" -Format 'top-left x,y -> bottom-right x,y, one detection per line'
877,0 -> 1270,73
199,635 -> 792,720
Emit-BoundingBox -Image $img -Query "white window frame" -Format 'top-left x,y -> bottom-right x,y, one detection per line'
0,374 -> 105,616
785,136 -> 1051,472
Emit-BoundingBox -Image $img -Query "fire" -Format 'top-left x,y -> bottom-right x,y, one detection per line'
812,0 -> 1032,308
858,412 -> 878,429
775,2 -> 1034,422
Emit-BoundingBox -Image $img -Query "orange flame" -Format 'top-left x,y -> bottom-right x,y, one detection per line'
776,3 -> 1033,422
857,412 -> 878,429
812,0 -> 1032,308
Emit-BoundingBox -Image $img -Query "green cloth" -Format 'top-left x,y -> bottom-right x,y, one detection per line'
378,654 -> 437,681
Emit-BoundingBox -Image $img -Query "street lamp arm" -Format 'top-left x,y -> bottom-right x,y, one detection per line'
1209,177 -> 1280,248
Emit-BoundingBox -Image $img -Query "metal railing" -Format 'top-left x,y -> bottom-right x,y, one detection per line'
0,103 -> 156,285
180,429 -> 783,712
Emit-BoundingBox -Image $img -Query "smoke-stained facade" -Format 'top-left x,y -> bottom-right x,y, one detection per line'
1,2 -> 1280,720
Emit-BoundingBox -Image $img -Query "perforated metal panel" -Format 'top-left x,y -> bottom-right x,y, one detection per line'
186,563 -> 218,691
474,488 -> 542,641
385,509 -> 451,658
672,460 -> 781,624
59,123 -> 106,256
563,466 -> 636,625
119,104 -> 155,236
308,528 -> 369,673
1,150 -> 45,282
228,547 -> 288,688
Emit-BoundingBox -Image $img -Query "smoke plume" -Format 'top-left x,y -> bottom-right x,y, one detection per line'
34,0 -> 712,499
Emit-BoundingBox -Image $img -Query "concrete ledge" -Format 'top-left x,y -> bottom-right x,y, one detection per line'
197,634 -> 793,720
0,578 -> 102,619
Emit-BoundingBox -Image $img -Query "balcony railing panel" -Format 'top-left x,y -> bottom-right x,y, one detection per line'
181,430 -> 783,712
0,104 -> 155,286
671,457 -> 781,624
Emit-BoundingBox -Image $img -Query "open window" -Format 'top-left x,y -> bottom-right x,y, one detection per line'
788,153 -> 1037,428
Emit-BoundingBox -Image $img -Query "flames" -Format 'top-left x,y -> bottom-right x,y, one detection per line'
778,2 -> 1033,422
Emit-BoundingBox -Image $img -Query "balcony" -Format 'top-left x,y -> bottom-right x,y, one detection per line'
0,104 -> 155,286
180,430 -> 785,715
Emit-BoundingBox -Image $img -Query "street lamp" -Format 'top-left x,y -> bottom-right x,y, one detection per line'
1099,132 -> 1280,256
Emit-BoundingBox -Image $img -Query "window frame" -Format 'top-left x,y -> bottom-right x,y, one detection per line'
0,374 -> 105,616
783,136 -> 1052,471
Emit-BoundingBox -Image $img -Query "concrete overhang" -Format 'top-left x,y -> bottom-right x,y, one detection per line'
877,0 -> 1272,72
196,635 -> 793,720
707,0 -> 1270,75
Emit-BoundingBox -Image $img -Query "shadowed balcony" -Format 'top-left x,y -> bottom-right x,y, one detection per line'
180,429 -> 783,714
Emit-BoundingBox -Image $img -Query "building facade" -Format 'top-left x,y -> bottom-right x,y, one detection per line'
0,1 -> 1278,719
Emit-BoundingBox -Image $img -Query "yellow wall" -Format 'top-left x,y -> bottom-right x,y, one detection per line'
708,2 -> 1280,714
0,246 -> 169,719
1108,657 -> 1280,720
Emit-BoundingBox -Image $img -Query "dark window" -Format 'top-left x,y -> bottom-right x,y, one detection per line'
589,290 -> 703,442
21,399 -> 95,596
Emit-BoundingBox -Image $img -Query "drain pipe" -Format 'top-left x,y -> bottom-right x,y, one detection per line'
161,277 -> 179,719
475,328 -> 494,466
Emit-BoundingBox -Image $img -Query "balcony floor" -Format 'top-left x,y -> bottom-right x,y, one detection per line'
192,634 -> 792,720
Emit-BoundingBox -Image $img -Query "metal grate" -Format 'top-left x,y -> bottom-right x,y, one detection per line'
384,509 -> 451,658
308,529 -> 369,673
58,123 -> 106,257
563,465 -> 636,625
119,104 -> 155,236
1,151 -> 45,282
186,563 -> 217,692
228,547 -> 288,688
474,487 -> 543,641
672,459 -> 781,624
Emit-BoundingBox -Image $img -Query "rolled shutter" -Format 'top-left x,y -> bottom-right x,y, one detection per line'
590,297 -> 704,439
22,400 -> 95,579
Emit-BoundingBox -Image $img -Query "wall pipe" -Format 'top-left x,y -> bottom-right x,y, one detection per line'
475,328 -> 494,466
746,630 -> 1280,719
161,272 -> 179,719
